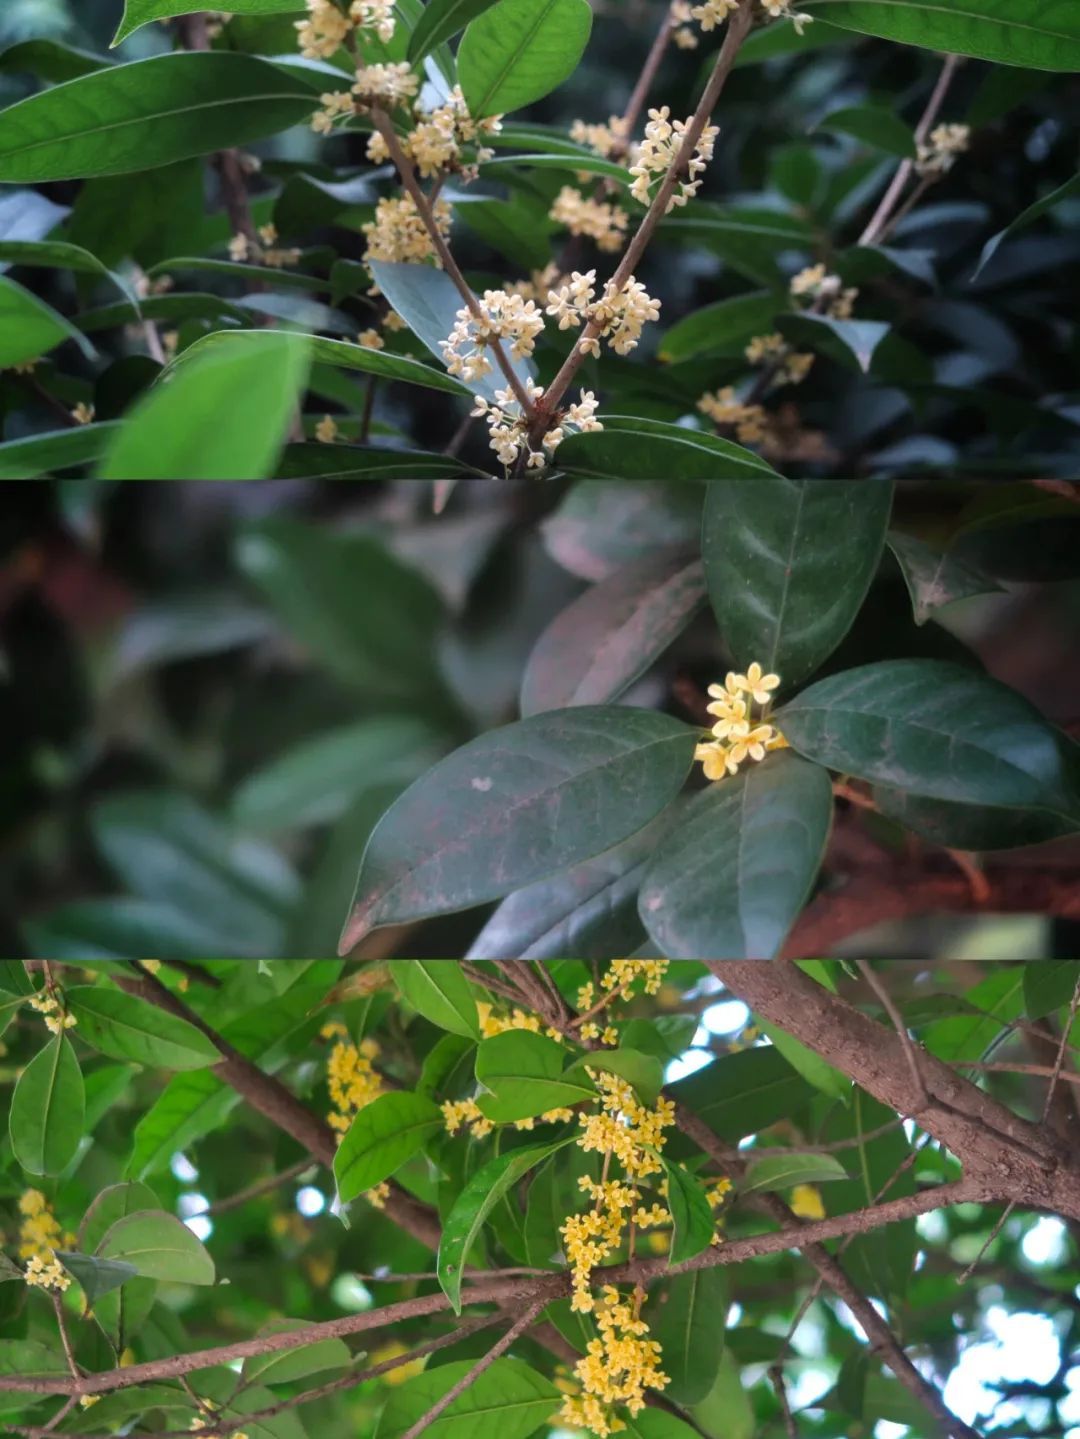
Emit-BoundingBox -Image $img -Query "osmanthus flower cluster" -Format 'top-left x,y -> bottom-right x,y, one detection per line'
694,662 -> 790,780
16,1189 -> 73,1293
323,1023 -> 390,1208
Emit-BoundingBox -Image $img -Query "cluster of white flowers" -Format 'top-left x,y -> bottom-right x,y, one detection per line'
789,262 -> 858,320
549,186 -> 629,253
545,271 -> 661,356
690,0 -> 738,31
759,0 -> 813,32
916,122 -> 971,176
440,290 -> 545,382
745,331 -> 815,386
366,86 -> 503,177
471,380 -> 602,470
296,0 -> 396,57
629,107 -> 719,211
570,115 -> 630,160
669,0 -> 699,48
228,223 -> 301,269
361,193 -> 451,264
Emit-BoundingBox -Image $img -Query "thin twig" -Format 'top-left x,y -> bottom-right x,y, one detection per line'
369,108 -> 536,416
858,962 -> 929,1112
526,0 -> 757,446
770,1366 -> 799,1439
859,54 -> 960,246
1041,979 -> 1080,1123
398,1301 -> 546,1439
198,1159 -> 315,1216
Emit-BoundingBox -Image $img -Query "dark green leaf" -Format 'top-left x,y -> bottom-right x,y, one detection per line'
235,516 -> 446,701
458,0 -> 592,118
873,786 -> 1078,850
1023,961 -> 1080,1021
0,39 -> 109,81
438,1140 -> 573,1312
887,531 -> 1003,625
65,986 -> 221,1070
702,477 -> 894,687
408,0 -> 501,60
340,708 -> 696,951
375,1358 -> 560,1439
389,960 -> 480,1040
658,291 -> 779,364
973,171 -> 1080,278
755,1020 -> 850,1102
113,0 -> 305,45
818,104 -> 916,158
465,820 -> 663,962
742,1151 -> 848,1194
649,1270 -> 727,1405
80,1182 -> 163,1252
661,1160 -> 716,1263
666,1047 -> 813,1148
9,1035 -> 85,1176
558,416 -> 779,480
520,549 -> 705,715
780,659 -> 1080,819
333,1090 -> 443,1203
54,1252 -> 139,1305
0,54 -> 317,183
0,239 -> 137,309
800,0 -> 1080,71
639,752 -> 833,960
778,311 -> 891,373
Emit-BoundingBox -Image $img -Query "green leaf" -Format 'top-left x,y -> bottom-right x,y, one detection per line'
64,986 -> 221,1070
113,0 -> 305,45
339,708 -> 696,952
177,328 -> 472,398
277,445 -> 485,481
25,898 -> 245,962
542,480 -> 703,582
91,791 -> 297,959
481,149 -> 631,183
0,239 -> 138,310
0,1340 -> 68,1377
438,1140 -> 573,1312
0,420 -> 122,480
0,274 -> 95,368
639,752 -> 833,961
666,1047 -> 813,1148
242,1323 -> 352,1386
466,819 -> 663,962
97,1211 -> 215,1284
873,786 -> 1078,850
408,0 -> 501,60
0,54 -> 317,183
0,961 -> 34,996
9,1035 -> 85,1176
658,291 -> 780,364
562,1048 -> 664,1106
389,961 -> 480,1040
818,104 -> 915,158
99,331 -> 310,481
777,311 -> 891,373
1023,961 -> 1080,1021
232,718 -> 444,833
558,415 -> 779,481
376,1358 -> 560,1439
887,531 -> 1003,625
702,477 -> 893,687
973,171 -> 1080,278
799,0 -> 1080,71
742,1151 -> 848,1195
54,1252 -> 139,1305
235,517 -> 446,701
80,1182 -> 163,1252
780,659 -> 1080,820
0,39 -> 109,81
333,1090 -> 443,1203
0,1253 -> 23,1283
475,1030 -> 595,1121
458,0 -> 592,118
756,1020 -> 851,1103
368,260 -> 534,403
624,1413 -> 705,1439
520,550 -> 705,715
649,1269 -> 727,1406
661,1160 -> 716,1263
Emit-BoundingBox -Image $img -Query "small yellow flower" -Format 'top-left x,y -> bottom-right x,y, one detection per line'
790,1184 -> 825,1220
315,415 -> 340,444
369,1340 -> 426,1386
